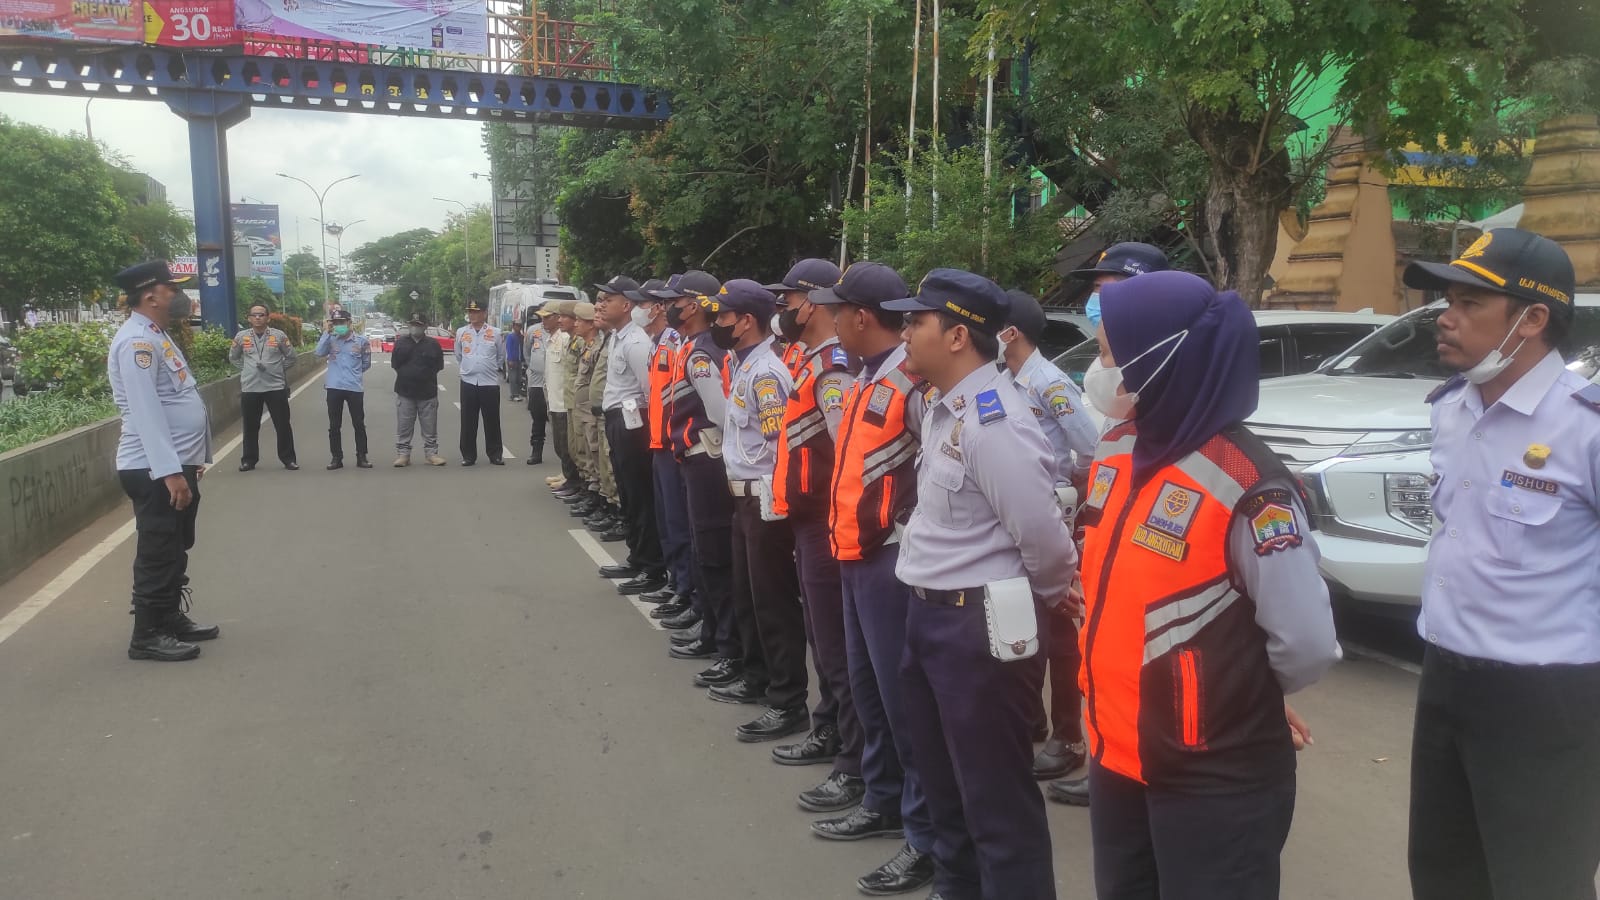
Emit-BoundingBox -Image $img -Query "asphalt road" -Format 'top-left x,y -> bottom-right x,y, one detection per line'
0,357 -> 1428,900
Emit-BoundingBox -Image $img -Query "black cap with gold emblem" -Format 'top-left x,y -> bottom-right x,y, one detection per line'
465,298 -> 485,313
1404,228 -> 1576,318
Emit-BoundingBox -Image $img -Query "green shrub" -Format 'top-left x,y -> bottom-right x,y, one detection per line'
13,321 -> 115,397
0,391 -> 118,455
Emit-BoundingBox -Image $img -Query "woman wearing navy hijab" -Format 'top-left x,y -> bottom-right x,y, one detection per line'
1074,271 -> 1340,900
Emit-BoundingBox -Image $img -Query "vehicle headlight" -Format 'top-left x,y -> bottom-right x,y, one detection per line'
1384,473 -> 1434,534
1342,430 -> 1432,456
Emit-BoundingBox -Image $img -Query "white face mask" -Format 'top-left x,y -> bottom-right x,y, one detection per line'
1463,305 -> 1531,385
771,314 -> 783,334
1082,330 -> 1189,419
630,305 -> 653,328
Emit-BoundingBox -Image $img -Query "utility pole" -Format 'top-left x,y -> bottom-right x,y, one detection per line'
278,172 -> 360,312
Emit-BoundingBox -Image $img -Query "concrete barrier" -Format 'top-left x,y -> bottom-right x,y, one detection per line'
0,356 -> 324,587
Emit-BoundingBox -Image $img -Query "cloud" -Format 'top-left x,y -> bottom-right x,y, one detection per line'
0,92 -> 494,261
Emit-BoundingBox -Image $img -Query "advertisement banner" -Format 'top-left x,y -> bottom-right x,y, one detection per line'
144,0 -> 234,47
232,0 -> 486,56
230,203 -> 284,294
170,255 -> 199,276
1,0 -> 143,42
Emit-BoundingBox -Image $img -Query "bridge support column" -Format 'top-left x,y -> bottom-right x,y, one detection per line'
164,92 -> 250,335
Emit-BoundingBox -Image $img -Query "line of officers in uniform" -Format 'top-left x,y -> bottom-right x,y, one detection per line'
514,249 -> 1350,900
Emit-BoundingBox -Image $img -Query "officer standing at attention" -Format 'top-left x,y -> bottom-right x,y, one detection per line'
708,279 -> 811,743
1079,271 -> 1338,899
108,260 -> 219,662
595,275 -> 667,594
558,302 -> 594,503
767,259 -> 868,814
229,302 -> 298,472
884,269 -> 1077,900
571,302 -> 613,522
524,303 -> 555,465
315,307 -> 372,470
629,278 -> 695,611
997,289 -> 1099,785
808,262 -> 937,897
1401,229 -> 1600,900
391,312 -> 447,467
456,299 -> 506,466
547,299 -> 581,492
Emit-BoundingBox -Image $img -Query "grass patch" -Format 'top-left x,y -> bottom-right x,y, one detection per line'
0,391 -> 119,455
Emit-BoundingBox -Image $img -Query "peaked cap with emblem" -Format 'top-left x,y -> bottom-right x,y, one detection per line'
1404,227 -> 1576,319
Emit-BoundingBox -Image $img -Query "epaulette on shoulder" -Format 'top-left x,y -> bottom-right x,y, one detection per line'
1426,374 -> 1467,405
1573,382 -> 1600,413
830,346 -> 850,369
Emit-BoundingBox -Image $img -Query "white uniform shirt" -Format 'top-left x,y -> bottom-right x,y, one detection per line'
455,323 -> 504,387
545,330 -> 569,413
108,310 -> 212,477
602,320 -> 652,411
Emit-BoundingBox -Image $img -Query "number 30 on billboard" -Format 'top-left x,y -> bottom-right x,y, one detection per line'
144,0 -> 237,48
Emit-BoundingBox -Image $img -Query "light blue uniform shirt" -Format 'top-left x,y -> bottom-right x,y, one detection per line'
455,323 -> 505,387
1012,348 -> 1099,484
109,310 -> 212,477
1421,350 -> 1600,665
896,363 -> 1077,605
316,331 -> 371,392
722,336 -> 792,481
602,320 -> 653,411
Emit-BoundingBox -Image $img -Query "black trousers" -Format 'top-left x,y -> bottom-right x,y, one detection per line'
459,381 -> 503,462
679,453 -> 738,660
792,511 -> 862,776
527,386 -> 548,455
730,495 -> 807,710
1043,612 -> 1084,742
1089,762 -> 1295,900
604,409 -> 663,575
240,388 -> 295,465
1409,647 -> 1600,900
118,467 -> 200,612
325,389 -> 366,460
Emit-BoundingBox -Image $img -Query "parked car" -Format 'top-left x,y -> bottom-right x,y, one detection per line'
1253,294 -> 1600,610
1038,309 -> 1096,361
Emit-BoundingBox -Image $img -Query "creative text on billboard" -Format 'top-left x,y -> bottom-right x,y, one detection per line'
1,0 -> 142,42
232,0 -> 486,56
230,203 -> 284,294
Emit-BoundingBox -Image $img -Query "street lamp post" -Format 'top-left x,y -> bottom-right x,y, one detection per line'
324,218 -> 366,306
278,172 -> 360,312
433,197 -> 473,303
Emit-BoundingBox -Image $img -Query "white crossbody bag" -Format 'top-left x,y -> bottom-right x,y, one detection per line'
982,576 -> 1039,662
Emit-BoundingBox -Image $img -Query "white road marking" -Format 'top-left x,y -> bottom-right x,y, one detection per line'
452,402 -> 461,410
568,530 -> 664,630
0,374 -> 318,648
501,447 -> 516,460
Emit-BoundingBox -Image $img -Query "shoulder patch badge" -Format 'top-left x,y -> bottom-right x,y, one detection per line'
134,348 -> 154,369
830,346 -> 850,369
1250,500 -> 1302,556
1144,482 -> 1200,539
1087,465 -> 1117,509
690,354 -> 716,379
1044,383 -> 1076,418
975,389 -> 1006,425
867,383 -> 895,416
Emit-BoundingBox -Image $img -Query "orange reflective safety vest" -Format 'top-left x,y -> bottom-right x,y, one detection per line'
1078,422 -> 1296,791
666,331 -> 730,457
829,350 -> 927,561
647,327 -> 681,451
781,340 -> 808,378
773,339 -> 857,518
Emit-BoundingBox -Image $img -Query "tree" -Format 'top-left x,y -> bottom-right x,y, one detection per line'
281,248 -> 327,317
982,0 -> 1525,305
346,227 -> 435,284
0,117 -> 130,322
235,276 -> 278,325
107,164 -> 194,261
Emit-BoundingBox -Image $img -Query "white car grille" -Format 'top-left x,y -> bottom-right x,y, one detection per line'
1244,424 -> 1364,470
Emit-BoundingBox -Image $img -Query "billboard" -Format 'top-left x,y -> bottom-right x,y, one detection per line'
144,0 -> 234,47
233,0 -> 486,55
230,203 -> 284,294
1,0 -> 143,42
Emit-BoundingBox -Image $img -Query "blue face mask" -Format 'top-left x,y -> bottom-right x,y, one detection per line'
1086,291 -> 1102,330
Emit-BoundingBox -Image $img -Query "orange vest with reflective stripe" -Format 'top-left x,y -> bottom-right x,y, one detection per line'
829,360 -> 924,561
774,341 -> 856,518
1078,423 -> 1295,791
782,341 -> 807,378
647,328 -> 680,450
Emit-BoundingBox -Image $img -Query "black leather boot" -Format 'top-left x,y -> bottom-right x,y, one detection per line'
128,609 -> 201,661
164,582 -> 220,641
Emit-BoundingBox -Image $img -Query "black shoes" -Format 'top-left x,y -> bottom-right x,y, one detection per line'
737,706 -> 809,743
1032,738 -> 1087,780
238,461 -> 255,472
668,639 -> 716,660
327,459 -> 343,470
650,600 -> 691,620
670,624 -> 704,647
693,658 -> 742,687
811,805 -> 904,842
461,459 -> 476,467
600,527 -> 627,543
128,610 -> 199,662
284,461 -> 300,470
640,587 -> 677,604
618,574 -> 667,595
857,844 -> 935,896
797,770 -> 866,813
1046,776 -> 1090,807
163,608 -> 219,642
661,608 -> 700,629
599,564 -> 638,579
773,723 -> 842,767
489,458 -> 505,465
707,677 -> 766,705
356,456 -> 373,468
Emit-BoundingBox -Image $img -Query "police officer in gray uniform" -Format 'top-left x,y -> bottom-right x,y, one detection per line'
229,302 -> 298,471
884,270 -> 1078,899
998,288 -> 1098,783
108,261 -> 219,662
1402,228 -> 1600,900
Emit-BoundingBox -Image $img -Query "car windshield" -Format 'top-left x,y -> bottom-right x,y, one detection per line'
1050,338 -> 1102,387
1323,302 -> 1600,380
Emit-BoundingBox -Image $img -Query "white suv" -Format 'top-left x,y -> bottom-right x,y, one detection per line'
1249,295 -> 1600,609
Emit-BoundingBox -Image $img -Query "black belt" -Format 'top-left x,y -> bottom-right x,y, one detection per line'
1428,645 -> 1519,671
913,586 -> 983,607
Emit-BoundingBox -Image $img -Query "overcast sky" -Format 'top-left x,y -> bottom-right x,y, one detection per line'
0,92 -> 495,262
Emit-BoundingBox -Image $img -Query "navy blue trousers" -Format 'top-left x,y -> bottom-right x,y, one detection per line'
679,453 -> 738,660
793,512 -> 862,777
650,450 -> 695,598
901,592 -> 1055,900
840,547 -> 931,851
